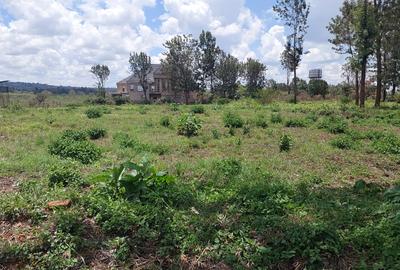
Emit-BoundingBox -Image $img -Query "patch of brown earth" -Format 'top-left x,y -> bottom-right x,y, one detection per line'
0,221 -> 37,244
0,177 -> 16,193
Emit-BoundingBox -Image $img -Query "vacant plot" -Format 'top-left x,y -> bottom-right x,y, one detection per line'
0,99 -> 399,269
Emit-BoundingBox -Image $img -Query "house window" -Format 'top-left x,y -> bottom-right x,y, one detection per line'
137,85 -> 143,92
130,84 -> 135,91
122,88 -> 126,93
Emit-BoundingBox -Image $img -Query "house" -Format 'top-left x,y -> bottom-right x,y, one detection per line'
116,64 -> 197,103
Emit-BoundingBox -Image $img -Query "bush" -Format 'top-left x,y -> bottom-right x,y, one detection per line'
190,105 -> 205,114
54,210 -> 84,235
61,130 -> 87,141
280,134 -> 293,152
308,79 -> 329,98
285,118 -> 308,128
170,103 -> 179,111
177,113 -> 202,137
271,113 -> 283,124
160,116 -> 171,127
330,135 -> 356,150
113,96 -> 129,105
318,116 -> 348,134
48,161 -> 82,187
223,112 -> 244,128
85,107 -> 103,119
372,134 -> 400,155
212,129 -> 221,139
255,115 -> 268,128
87,128 -> 106,140
49,131 -> 101,164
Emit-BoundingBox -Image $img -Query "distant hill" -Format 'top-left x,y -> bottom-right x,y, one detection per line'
0,81 -> 115,94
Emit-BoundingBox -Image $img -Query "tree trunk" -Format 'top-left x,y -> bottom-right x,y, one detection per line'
392,84 -> 396,96
293,68 -> 298,104
355,70 -> 360,106
360,57 -> 367,108
375,42 -> 382,107
382,84 -> 387,101
287,70 -> 291,94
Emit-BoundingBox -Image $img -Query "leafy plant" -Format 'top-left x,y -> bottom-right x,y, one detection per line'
49,131 -> 101,164
271,113 -> 283,123
280,134 -> 293,152
212,129 -> 221,139
255,115 -> 268,128
85,107 -> 103,119
177,113 -> 202,137
318,116 -> 348,134
330,135 -> 356,150
190,105 -> 205,114
160,116 -> 171,127
372,134 -> 400,155
223,112 -> 244,128
87,127 -> 106,140
285,118 -> 308,128
48,161 -> 82,187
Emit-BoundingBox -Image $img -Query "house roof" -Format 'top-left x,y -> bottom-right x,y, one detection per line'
117,64 -> 163,84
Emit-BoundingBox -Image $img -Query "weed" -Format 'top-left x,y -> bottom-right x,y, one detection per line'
223,112 -> 244,128
280,134 -> 293,152
255,114 -> 268,128
160,116 -> 171,127
318,116 -> 348,134
330,135 -> 357,150
212,129 -> 221,139
87,127 -> 106,140
271,113 -> 283,123
177,113 -> 202,137
48,160 -> 82,187
85,107 -> 103,119
190,105 -> 205,114
285,118 -> 308,128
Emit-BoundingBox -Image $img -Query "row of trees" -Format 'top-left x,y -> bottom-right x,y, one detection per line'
328,0 -> 400,107
129,31 -> 267,103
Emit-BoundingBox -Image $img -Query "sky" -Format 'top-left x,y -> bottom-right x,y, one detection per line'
0,0 -> 346,87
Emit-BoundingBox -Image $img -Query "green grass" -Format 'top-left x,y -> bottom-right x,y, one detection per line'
0,98 -> 400,269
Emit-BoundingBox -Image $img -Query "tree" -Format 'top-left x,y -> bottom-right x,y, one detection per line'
374,0 -> 383,107
280,40 -> 300,94
162,35 -> 199,104
354,0 -> 376,107
215,52 -> 241,99
274,0 -> 310,103
308,80 -> 329,98
129,52 -> 152,103
290,77 -> 308,92
198,30 -> 220,92
90,64 -> 110,99
244,58 -> 266,97
327,0 -> 361,105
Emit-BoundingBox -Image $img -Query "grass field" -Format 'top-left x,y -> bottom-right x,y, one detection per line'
1,98 -> 400,269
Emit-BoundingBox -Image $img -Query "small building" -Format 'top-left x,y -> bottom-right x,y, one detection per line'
309,69 -> 323,80
116,64 -> 197,103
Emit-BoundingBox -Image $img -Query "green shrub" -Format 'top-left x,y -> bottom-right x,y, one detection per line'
318,116 -> 348,134
330,135 -> 356,150
271,113 -> 283,124
48,161 -> 82,187
285,118 -> 308,128
114,133 -> 150,152
170,103 -> 179,111
108,237 -> 130,262
54,210 -> 84,236
177,113 -> 202,137
215,158 -> 242,179
190,105 -> 205,114
87,128 -> 106,140
212,129 -> 221,139
61,129 -> 87,141
85,107 -> 103,119
308,79 -> 329,98
243,124 -> 251,135
160,116 -> 171,127
280,134 -> 293,152
255,115 -> 268,128
372,134 -> 400,155
223,112 -> 244,128
49,132 -> 101,164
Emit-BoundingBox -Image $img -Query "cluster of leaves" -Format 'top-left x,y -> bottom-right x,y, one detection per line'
48,130 -> 101,164
318,116 -> 348,134
87,127 -> 107,140
85,107 -> 103,119
177,113 -> 202,137
271,113 -> 283,124
280,134 -> 293,152
330,135 -> 357,150
190,105 -> 205,114
285,118 -> 308,128
48,160 -> 82,187
255,114 -> 268,128
223,112 -> 244,128
160,116 -> 171,127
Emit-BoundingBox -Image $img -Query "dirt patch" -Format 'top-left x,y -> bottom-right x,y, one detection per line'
0,177 -> 17,193
0,221 -> 37,244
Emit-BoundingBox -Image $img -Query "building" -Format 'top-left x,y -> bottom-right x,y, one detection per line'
116,64 -> 197,103
309,69 -> 323,80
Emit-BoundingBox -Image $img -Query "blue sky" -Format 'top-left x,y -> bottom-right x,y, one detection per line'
0,0 -> 345,87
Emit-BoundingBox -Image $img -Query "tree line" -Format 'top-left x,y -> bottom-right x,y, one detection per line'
328,0 -> 400,107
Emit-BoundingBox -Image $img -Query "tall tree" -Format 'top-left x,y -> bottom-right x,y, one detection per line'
129,52 -> 152,103
90,64 -> 110,99
354,0 -> 377,107
374,0 -> 383,107
215,52 -> 241,99
244,58 -> 266,97
274,0 -> 310,103
198,30 -> 220,92
280,40 -> 300,94
162,35 -> 199,104
327,0 -> 361,105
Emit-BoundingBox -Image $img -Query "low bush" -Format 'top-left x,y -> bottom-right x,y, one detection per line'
53,210 -> 84,236
280,134 -> 293,152
85,107 -> 103,119
48,161 -> 82,187
170,103 -> 179,111
330,135 -> 356,150
255,115 -> 268,128
160,116 -> 171,127
177,113 -> 202,137
285,118 -> 308,128
61,129 -> 87,141
271,113 -> 283,124
87,128 -> 106,140
49,131 -> 101,164
190,105 -> 205,114
114,133 -> 150,152
372,134 -> 400,155
212,129 -> 221,139
223,112 -> 244,128
318,116 -> 348,134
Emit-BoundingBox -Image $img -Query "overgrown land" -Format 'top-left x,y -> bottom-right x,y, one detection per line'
0,96 -> 399,269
